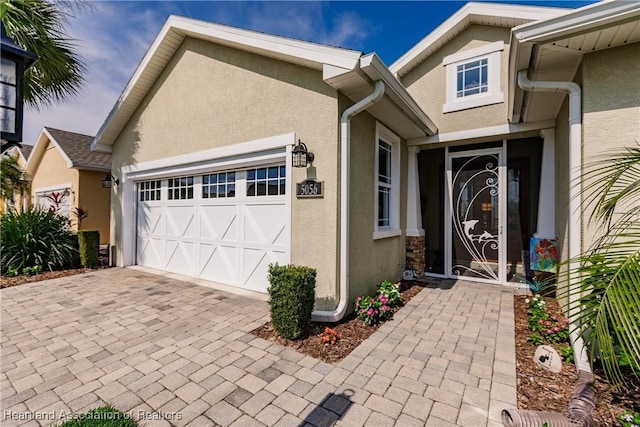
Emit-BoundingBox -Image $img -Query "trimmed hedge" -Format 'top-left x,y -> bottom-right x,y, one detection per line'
267,264 -> 317,340
78,230 -> 100,268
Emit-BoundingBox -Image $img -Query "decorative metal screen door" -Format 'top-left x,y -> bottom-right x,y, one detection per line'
446,148 -> 505,283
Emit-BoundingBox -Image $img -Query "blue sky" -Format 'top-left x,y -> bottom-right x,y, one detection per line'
22,0 -> 595,145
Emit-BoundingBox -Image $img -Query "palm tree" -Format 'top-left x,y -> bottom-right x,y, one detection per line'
1,0 -> 86,108
0,153 -> 30,210
570,143 -> 640,386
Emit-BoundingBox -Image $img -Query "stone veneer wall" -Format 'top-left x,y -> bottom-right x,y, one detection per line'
406,235 -> 426,273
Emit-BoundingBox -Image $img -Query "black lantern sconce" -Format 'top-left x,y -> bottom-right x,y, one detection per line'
291,139 -> 315,168
1,22 -> 37,151
102,173 -> 119,189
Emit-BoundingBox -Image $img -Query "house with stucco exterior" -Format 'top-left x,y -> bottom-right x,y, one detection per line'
27,127 -> 111,244
0,144 -> 32,213
92,0 -> 639,321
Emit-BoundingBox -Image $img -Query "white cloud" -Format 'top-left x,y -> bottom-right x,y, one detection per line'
21,1 -> 373,146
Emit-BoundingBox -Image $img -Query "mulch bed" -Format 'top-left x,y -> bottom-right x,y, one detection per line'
0,266 -> 111,289
514,294 -> 639,425
252,280 -> 426,364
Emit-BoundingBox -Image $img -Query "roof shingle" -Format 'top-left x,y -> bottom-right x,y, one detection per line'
45,127 -> 111,170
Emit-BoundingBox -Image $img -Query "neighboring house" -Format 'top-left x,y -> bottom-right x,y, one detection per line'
91,0 -> 639,320
27,127 -> 112,244
0,144 -> 32,213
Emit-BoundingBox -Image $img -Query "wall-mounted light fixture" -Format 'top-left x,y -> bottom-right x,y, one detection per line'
291,139 -> 314,168
102,173 -> 119,188
1,22 -> 38,152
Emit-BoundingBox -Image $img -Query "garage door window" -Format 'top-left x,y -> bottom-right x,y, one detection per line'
168,176 -> 194,200
203,172 -> 236,198
247,166 -> 286,196
139,180 -> 161,201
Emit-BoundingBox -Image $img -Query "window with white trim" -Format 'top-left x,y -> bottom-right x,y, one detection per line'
443,41 -> 504,113
139,180 -> 161,201
167,176 -> 194,200
203,172 -> 235,198
247,166 -> 286,197
374,123 -> 401,239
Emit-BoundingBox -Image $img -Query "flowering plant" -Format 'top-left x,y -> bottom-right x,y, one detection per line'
321,327 -> 339,345
355,294 -> 393,325
619,411 -> 640,427
525,295 -> 570,344
378,280 -> 401,307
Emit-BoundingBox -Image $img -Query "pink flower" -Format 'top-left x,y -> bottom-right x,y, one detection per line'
360,309 -> 366,314
545,321 -> 551,326
546,329 -> 552,334
551,315 -> 557,321
367,308 -> 374,315
553,326 -> 559,332
381,305 -> 388,312
538,319 -> 544,324
356,296 -> 362,302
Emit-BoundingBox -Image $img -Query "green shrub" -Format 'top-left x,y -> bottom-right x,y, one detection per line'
22,265 -> 42,276
78,230 -> 100,268
0,207 -> 78,274
378,280 -> 401,307
267,263 -> 317,340
59,405 -> 137,427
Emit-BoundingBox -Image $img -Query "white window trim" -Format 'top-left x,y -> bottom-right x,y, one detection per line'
443,41 -> 504,113
374,122 -> 401,240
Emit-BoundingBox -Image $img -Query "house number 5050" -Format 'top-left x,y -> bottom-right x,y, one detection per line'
296,180 -> 324,198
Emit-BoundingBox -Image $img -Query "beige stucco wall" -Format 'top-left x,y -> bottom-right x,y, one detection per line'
78,170 -> 111,244
347,99 -> 408,304
110,37 -> 341,303
401,25 -> 511,134
30,140 -> 80,221
581,42 -> 640,249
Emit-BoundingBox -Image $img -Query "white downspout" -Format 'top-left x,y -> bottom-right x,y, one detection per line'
517,70 -> 590,374
312,80 -> 385,322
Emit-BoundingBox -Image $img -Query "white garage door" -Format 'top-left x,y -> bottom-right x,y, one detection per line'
136,165 -> 290,292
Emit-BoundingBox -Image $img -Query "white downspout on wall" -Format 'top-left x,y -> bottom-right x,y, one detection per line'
312,80 -> 386,322
517,70 -> 590,374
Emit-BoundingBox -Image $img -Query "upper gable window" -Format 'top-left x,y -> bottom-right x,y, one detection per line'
443,41 -> 504,113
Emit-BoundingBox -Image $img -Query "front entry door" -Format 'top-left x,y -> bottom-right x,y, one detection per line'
446,148 -> 505,283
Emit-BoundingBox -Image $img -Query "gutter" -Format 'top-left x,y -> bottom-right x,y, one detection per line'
311,80 -> 386,322
517,70 -> 590,375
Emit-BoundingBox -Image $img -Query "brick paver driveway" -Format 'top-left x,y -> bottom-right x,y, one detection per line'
1,268 -> 516,426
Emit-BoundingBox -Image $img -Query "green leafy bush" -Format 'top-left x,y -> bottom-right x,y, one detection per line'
59,405 -> 137,427
378,280 -> 401,307
78,230 -> 100,268
355,294 -> 393,325
22,265 -> 42,276
0,207 -> 78,274
267,264 -> 317,340
525,295 -> 570,344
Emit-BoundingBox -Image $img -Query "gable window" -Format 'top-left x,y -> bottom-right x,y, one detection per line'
167,176 -> 194,200
443,41 -> 504,113
139,180 -> 161,201
374,123 -> 401,239
203,172 -> 235,198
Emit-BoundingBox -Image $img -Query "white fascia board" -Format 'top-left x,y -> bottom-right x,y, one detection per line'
390,2 -> 568,77
173,16 -> 362,70
360,54 -> 437,135
122,132 -> 295,177
513,0 -> 640,44
91,15 -> 361,151
407,119 -> 556,146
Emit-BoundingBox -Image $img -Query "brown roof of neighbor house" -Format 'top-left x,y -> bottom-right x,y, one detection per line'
45,127 -> 111,170
19,144 -> 33,161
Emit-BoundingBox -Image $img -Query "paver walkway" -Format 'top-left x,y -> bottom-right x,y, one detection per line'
1,268 -> 516,426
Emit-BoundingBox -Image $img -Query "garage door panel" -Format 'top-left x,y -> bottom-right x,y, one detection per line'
241,247 -> 288,290
164,240 -> 196,275
138,205 -> 163,235
137,237 -> 163,269
199,243 -> 237,284
243,204 -> 287,244
199,205 -> 238,241
165,206 -> 196,237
